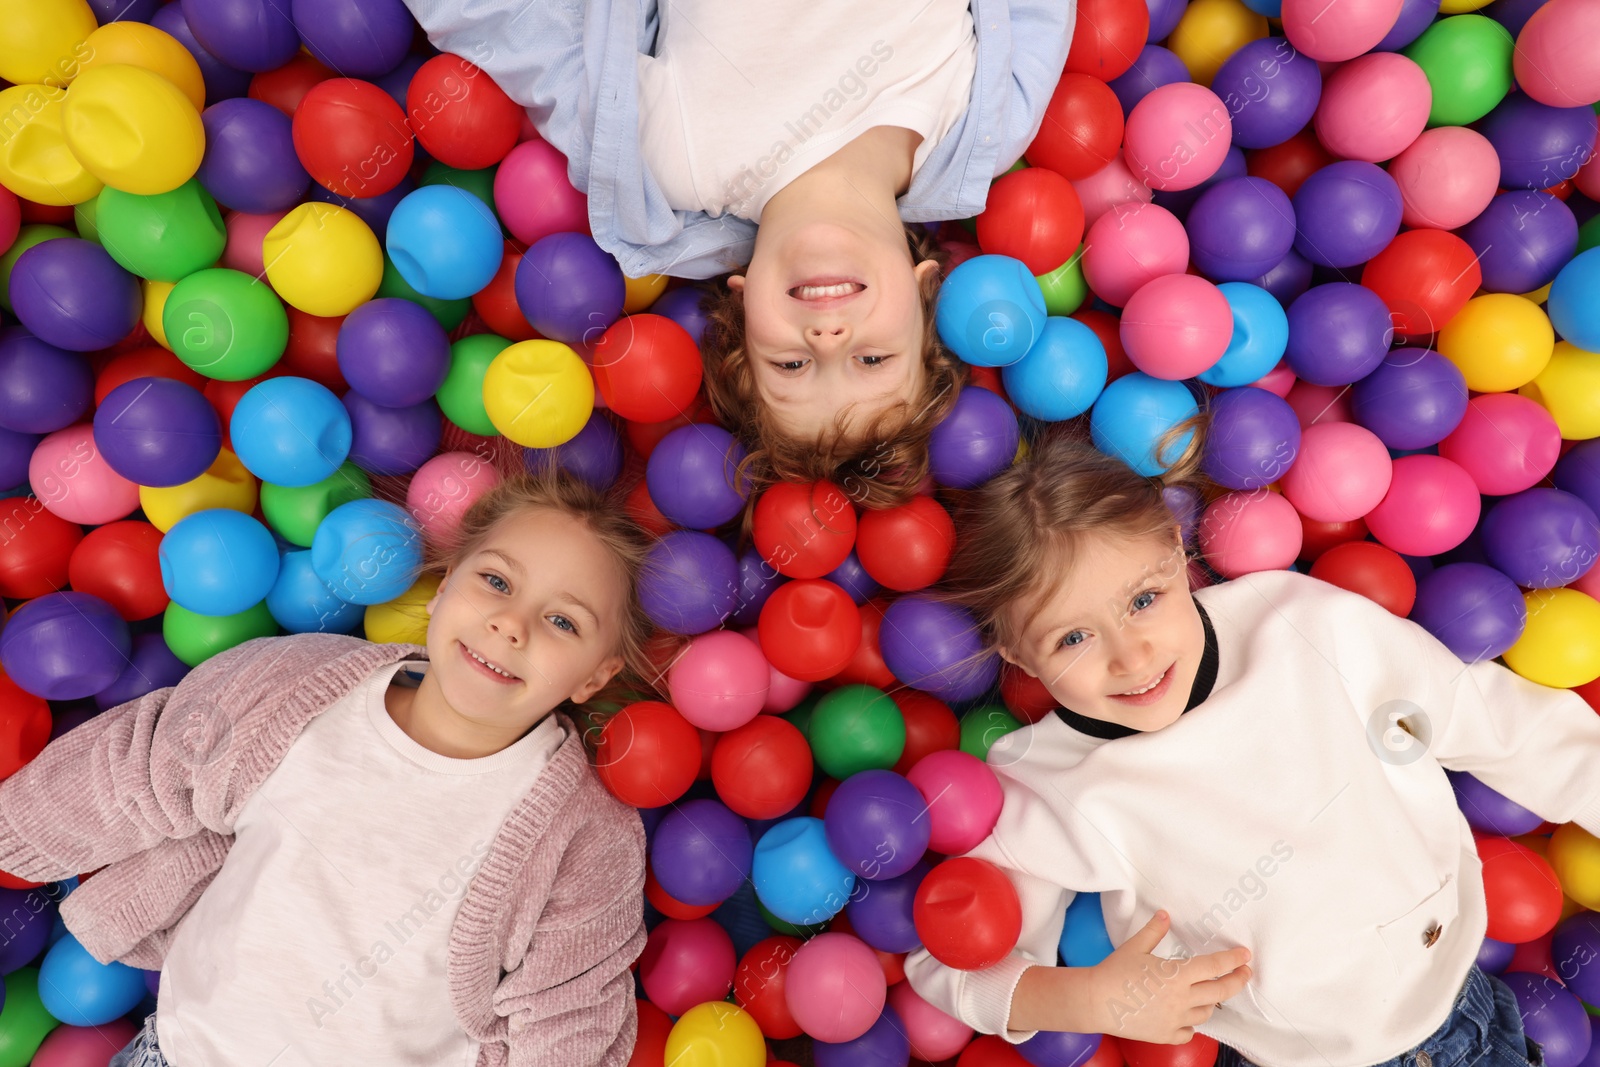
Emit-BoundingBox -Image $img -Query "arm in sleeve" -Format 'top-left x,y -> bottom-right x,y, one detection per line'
992,0 -> 1077,172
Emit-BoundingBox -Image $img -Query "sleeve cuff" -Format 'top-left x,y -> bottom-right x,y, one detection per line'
965,952 -> 1046,1044
1572,790 -> 1600,840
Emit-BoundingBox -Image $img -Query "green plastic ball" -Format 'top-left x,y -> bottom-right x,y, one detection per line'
260,462 -> 373,547
378,250 -> 471,331
163,268 -> 289,381
95,178 -> 227,281
0,968 -> 56,1067
73,197 -> 100,244
1404,15 -> 1514,128
960,705 -> 1023,761
809,685 -> 906,779
1037,244 -> 1089,316
0,225 -> 73,314
1578,215 -> 1600,257
420,161 -> 499,213
438,333 -> 511,435
782,693 -> 821,742
164,600 -> 280,667
755,897 -> 829,937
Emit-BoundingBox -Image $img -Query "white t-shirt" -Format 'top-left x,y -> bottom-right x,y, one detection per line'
636,0 -> 978,221
156,661 -> 563,1067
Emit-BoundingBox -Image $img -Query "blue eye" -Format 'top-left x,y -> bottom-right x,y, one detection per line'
549,615 -> 578,635
1060,631 -> 1086,648
482,573 -> 509,593
1131,590 -> 1159,612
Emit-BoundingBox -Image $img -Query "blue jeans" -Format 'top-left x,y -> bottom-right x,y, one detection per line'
110,1014 -> 171,1067
1217,967 -> 1544,1067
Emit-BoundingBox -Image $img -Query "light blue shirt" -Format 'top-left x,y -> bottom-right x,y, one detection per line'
400,0 -> 1077,279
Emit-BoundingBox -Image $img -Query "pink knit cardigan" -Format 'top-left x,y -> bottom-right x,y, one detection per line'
0,633 -> 646,1067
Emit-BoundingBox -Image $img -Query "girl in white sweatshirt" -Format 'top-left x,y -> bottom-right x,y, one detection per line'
904,431 -> 1600,1067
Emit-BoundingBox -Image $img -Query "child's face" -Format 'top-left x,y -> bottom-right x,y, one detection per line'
424,507 -> 627,734
999,530 -> 1206,733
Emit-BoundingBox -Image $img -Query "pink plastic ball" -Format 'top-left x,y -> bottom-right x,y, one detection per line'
1576,144 -> 1600,201
638,917 -> 736,1017
887,981 -> 975,1062
1071,151 -> 1153,228
1437,394 -> 1561,496
1313,53 -> 1431,163
1199,489 -> 1304,579
743,627 -> 813,712
406,451 -> 503,546
32,1019 -> 142,1066
493,139 -> 590,248
1123,83 -> 1234,192
1571,557 -> 1600,601
1081,202 -> 1189,307
667,630 -> 771,731
784,932 -> 887,1043
1388,127 -> 1501,230
1514,0 -> 1600,109
1120,274 -> 1233,380
905,749 -> 1003,856
1363,454 -> 1481,557
220,211 -> 288,276
1282,0 -> 1403,61
1285,380 -> 1353,428
29,425 -> 141,525
1279,422 -> 1393,522
1254,362 -> 1296,398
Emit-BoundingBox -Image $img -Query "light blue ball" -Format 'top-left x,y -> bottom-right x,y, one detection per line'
1058,891 -> 1114,967
159,509 -> 281,616
230,376 -> 351,487
933,254 -> 1048,367
1090,372 -> 1201,476
267,550 -> 364,634
751,817 -> 856,926
310,499 -> 423,606
38,932 -> 147,1026
386,185 -> 502,300
1200,282 -> 1290,387
1548,246 -> 1600,354
1001,316 -> 1108,421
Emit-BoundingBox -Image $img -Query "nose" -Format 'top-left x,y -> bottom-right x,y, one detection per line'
488,609 -> 525,648
1108,630 -> 1157,681
805,322 -> 850,352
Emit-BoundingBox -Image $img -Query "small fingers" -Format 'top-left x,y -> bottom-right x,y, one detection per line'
1192,964 -> 1253,1007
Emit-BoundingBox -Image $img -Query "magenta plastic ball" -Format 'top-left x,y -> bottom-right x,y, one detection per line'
639,917 -> 736,1017
1187,176 -> 1297,282
342,393 -> 441,476
180,0 -> 301,71
650,798 -> 752,907
880,596 -> 999,702
0,326 -> 93,434
1480,92 -> 1599,190
290,0 -> 414,79
785,933 -> 887,1043
93,377 -> 223,488
1460,191 -> 1578,294
523,409 -> 624,490
406,451 -> 502,545
823,769 -> 931,881
1284,282 -> 1394,386
1290,161 -> 1403,269
1480,488 -> 1600,589
198,98 -> 311,214
494,139 -> 590,248
1282,0 -> 1403,60
1447,769 -> 1545,836
1107,45 -> 1190,116
1082,202 -> 1189,307
1279,421 -> 1393,522
646,423 -> 750,529
1364,455 -> 1481,556
0,592 -> 131,701
1202,385 -> 1302,490
1124,82 -> 1234,191
889,981 -> 975,1063
905,749 -> 1003,856
1389,127 -> 1502,230
928,385 -> 1020,489
514,232 -> 625,345
9,239 -> 141,352
337,298 -> 451,407
667,630 -> 770,731
1120,274 -> 1233,380
31,1019 -> 143,1067
1440,394 -> 1561,496
1199,489 -> 1303,578
1312,52 -> 1431,163
1350,350 -> 1468,450
29,425 -> 141,525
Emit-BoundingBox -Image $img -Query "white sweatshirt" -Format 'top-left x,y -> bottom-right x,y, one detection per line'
904,570 -> 1600,1067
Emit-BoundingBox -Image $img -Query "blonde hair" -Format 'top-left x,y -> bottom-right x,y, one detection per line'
698,223 -> 969,513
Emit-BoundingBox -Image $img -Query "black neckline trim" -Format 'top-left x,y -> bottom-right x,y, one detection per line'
1053,602 -> 1219,740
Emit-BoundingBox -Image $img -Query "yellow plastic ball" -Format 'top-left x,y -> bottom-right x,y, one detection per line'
1521,341 -> 1600,440
0,0 -> 96,87
483,339 -> 596,448
0,83 -> 104,206
1167,0 -> 1269,86
1502,587 -> 1600,689
61,64 -> 205,195
261,203 -> 384,317
1521,283 -> 1553,306
140,449 -> 258,532
77,23 -> 206,113
364,573 -> 441,646
142,278 -> 175,349
1549,823 -> 1600,911
625,274 -> 670,314
663,1003 -> 766,1067
1438,0 -> 1492,12
1438,293 -> 1555,393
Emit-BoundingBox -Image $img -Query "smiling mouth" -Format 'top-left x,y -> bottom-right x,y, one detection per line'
460,641 -> 521,684
788,280 -> 866,303
1114,664 -> 1172,697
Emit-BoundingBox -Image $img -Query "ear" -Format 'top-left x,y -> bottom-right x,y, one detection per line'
726,275 -> 746,295
913,258 -> 940,286
995,644 -> 1037,678
571,653 -> 624,705
426,567 -> 452,616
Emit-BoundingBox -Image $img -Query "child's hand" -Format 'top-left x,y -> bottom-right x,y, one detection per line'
1087,911 -> 1253,1044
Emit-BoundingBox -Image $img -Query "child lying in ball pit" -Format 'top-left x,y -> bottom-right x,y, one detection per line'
400,0 -> 1077,507
0,473 -> 657,1067
905,430 -> 1600,1067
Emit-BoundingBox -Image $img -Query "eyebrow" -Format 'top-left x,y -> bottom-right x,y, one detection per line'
479,548 -> 601,628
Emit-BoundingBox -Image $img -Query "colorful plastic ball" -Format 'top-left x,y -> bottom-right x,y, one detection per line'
1313,52 -> 1431,163
1438,394 -> 1560,497
1548,249 -> 1600,354
1281,0 -> 1402,59
1308,540 -> 1417,615
823,550 -> 880,606
639,917 -> 736,1016
29,424 -> 141,525
784,933 -> 887,1044
1523,341 -> 1600,441
1167,0 -> 1270,87
730,547 -> 786,628
1478,836 -> 1565,944
343,392 -> 441,475
163,268 -> 289,381
382,185 -> 502,302
1202,386 -> 1300,490
406,54 -> 522,170
904,749 -> 1003,856
712,715 -> 812,820
1501,974 -> 1592,1067
757,579 -> 862,683
523,411 -> 623,493
928,385 -> 1022,489
0,592 -> 130,701
163,598 -> 279,666
404,453 -> 496,547
228,376 -> 351,487
1058,892 -> 1115,968
336,298 -> 450,408
197,98 -> 309,214
1072,152 -> 1156,230
664,1002 -> 766,1067
290,0 -> 412,80
1554,440 -> 1600,525
753,480 -> 857,580
37,932 -> 147,1026
1089,372 -> 1200,477
1065,0 -> 1150,80
732,937 -> 804,1040
1513,0 -> 1600,109
646,424 -> 749,529
1460,191 -> 1577,295
1480,489 -> 1600,589
1081,202 -> 1190,309
1151,141 -> 1249,222
1374,0 -> 1443,49
310,498 -> 422,606
914,857 -> 1022,971
261,202 -> 383,317
596,700 -> 702,808
590,313 -> 703,423
481,338 -> 595,449
999,316 -> 1107,422
1448,769 -> 1544,837
1364,454 -> 1481,557
752,817 -> 857,926
0,501 -> 80,601
1551,823 -> 1600,911
291,77 -> 412,198
1207,40 -> 1319,151
1199,284 -> 1286,388
148,2 -> 252,104
9,238 -> 139,353
94,179 -> 226,284
0,327 -> 92,435
0,85 -> 103,208
639,530 -> 739,635
0,880 -> 54,972
978,169 -> 1087,275
1480,93 -> 1598,190
140,447 -> 258,532
1120,274 -> 1233,380
1389,127 -> 1501,230
804,685 -> 902,782
493,139 -> 589,248
1291,162 -> 1404,268
824,769 -> 930,881
1351,351 -> 1469,451
1123,83 -> 1233,192
266,548 -> 362,634
1284,283 -> 1393,386
651,798 -> 752,908
855,496 -> 957,594
1279,421 -> 1393,522
159,508 -> 280,616
93,377 -> 222,488
180,0 -> 299,71
1198,489 -> 1303,577
1364,230 -> 1482,340
934,254 -> 1048,366
667,631 -> 769,732
61,63 -> 205,195
1017,1030 -> 1104,1067
1027,73 -> 1125,181
515,232 -> 626,346
259,462 -> 369,548
880,596 -> 999,703
1404,15 -> 1514,125
33,1019 -> 144,1065
1185,177 -> 1296,283
0,0 -> 98,85
1438,294 -> 1553,393
437,333 -> 508,436
886,981 -> 974,1063
959,705 -> 1024,762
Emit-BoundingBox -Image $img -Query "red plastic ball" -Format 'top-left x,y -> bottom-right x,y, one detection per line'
733,936 -> 804,1040
407,55 -> 523,170
1247,129 -> 1336,199
250,54 -> 335,118
753,480 -> 858,580
0,669 -> 51,782
1087,1035 -> 1127,1067
711,715 -> 813,819
1001,664 -> 1058,724
1120,1034 -> 1220,1067
1072,309 -> 1135,381
1477,836 -> 1564,943
471,243 -> 540,342
1308,540 -> 1416,617
279,308 -> 348,393
959,1035 -> 1033,1067
0,870 -> 44,890
68,521 -> 168,622
1028,73 -> 1127,181
913,857 -> 1023,970
1298,515 -> 1370,563
1360,229 -> 1482,340
833,598 -> 898,689
644,867 -> 718,921
627,999 -> 673,1067
623,397 -> 721,460
95,347 -> 206,406
1064,0 -> 1150,81
757,579 -> 863,683
0,185 -> 19,257
638,917 -> 736,1017
595,701 -> 702,808
891,690 -> 962,775
292,78 -> 415,199
591,314 -> 704,424
856,495 -> 956,592
809,777 -> 841,820
0,499 -> 82,600
977,168 -> 1086,275
623,480 -> 676,538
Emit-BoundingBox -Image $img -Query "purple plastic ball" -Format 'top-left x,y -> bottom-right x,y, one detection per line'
1153,145 -> 1248,220
880,596 -> 999,702
1108,45 -> 1191,117
309,176 -> 417,244
824,550 -> 882,605
1551,912 -> 1600,1008
1202,385 -> 1301,490
1187,176 -> 1297,281
1291,161 -> 1403,268
95,633 -> 190,711
1446,770 -> 1545,836
337,298 -> 451,408
648,287 -> 710,347
1350,350 -> 1468,450
342,392 -> 441,476
1553,439 -> 1600,518
1147,0 -> 1188,41
151,3 -> 254,103
1486,0 -> 1547,37
86,0 -> 162,22
0,593 -> 132,701
514,232 -> 626,346
845,860 -> 928,954
9,240 -> 140,352
813,1005 -> 910,1067
290,0 -> 415,80
645,424 -> 750,529
1410,562 -> 1527,662
1253,247 -> 1315,305
1212,38 -> 1322,150
1019,1030 -> 1103,1067
929,385 -> 1020,489
1373,0 -> 1442,49
181,0 -> 301,72
198,99 -> 311,215
0,886 -> 56,974
1500,973 -> 1592,1067
1284,282 -> 1394,386
1480,93 -> 1599,190
0,428 -> 39,490
374,55 -> 428,111
823,769 -> 931,881
93,377 -> 222,488
730,547 -> 787,628
1478,936 -> 1516,974
1480,488 -> 1600,589
651,798 -> 752,907
1164,483 -> 1205,546
523,410 -> 624,490
1461,191 -> 1578,294
639,530 -> 739,635
0,327 -> 93,434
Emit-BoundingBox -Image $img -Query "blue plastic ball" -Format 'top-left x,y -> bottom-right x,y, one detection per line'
267,549 -> 364,634
1059,891 -> 1114,967
159,509 -> 281,616
37,932 -> 148,1026
934,254 -> 1048,367
1200,282 -> 1289,387
1549,247 -> 1600,354
230,377 -> 352,487
1001,316 -> 1108,421
310,499 -> 424,606
385,185 -> 502,300
645,424 -> 750,529
1089,373 -> 1200,476
751,816 -> 856,926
